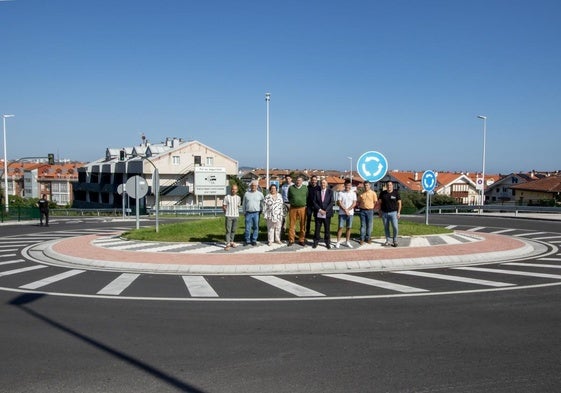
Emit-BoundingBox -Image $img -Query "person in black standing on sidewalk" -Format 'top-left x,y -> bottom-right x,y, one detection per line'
378,181 -> 401,247
38,194 -> 50,226
305,175 -> 320,239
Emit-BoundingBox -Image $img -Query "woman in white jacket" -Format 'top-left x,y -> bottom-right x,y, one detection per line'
263,184 -> 284,245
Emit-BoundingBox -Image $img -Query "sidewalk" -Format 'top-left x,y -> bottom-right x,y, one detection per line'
36,230 -> 538,274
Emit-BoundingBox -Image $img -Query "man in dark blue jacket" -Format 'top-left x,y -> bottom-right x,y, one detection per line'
312,179 -> 335,249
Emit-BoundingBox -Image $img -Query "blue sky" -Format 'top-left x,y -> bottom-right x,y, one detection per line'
1,0 -> 560,174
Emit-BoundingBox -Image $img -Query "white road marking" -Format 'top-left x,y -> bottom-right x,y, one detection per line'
531,235 -> 561,241
408,237 -> 431,247
252,276 -> 325,297
466,226 -> 485,232
182,276 -> 219,297
0,253 -> 17,257
0,259 -> 25,266
0,265 -> 46,277
323,273 -> 428,293
536,258 -> 561,262
3,281 -> 560,302
97,273 -> 140,295
105,242 -> 159,250
455,266 -> 561,280
445,225 -> 457,229
396,270 -> 514,287
503,262 -> 561,269
514,231 -> 548,237
19,269 -> 85,290
490,228 -> 516,234
439,235 -> 464,245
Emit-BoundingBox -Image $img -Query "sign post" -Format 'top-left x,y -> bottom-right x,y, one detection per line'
421,170 -> 437,225
126,175 -> 149,229
117,183 -> 126,220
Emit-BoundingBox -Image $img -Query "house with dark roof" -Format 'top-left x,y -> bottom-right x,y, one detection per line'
484,173 -> 538,204
510,175 -> 561,205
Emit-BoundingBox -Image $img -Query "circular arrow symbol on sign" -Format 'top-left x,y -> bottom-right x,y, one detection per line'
421,170 -> 437,192
356,151 -> 388,182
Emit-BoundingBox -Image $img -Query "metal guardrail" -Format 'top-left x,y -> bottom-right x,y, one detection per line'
424,204 -> 561,216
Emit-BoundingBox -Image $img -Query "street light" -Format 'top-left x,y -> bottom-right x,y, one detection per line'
2,114 -> 14,213
265,92 -> 271,190
347,156 -> 353,184
477,115 -> 487,207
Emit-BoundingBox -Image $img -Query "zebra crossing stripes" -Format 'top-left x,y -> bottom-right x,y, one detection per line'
252,276 -> 325,297
455,266 -> 561,280
0,265 -> 46,277
395,270 -> 514,287
323,273 -> 428,293
466,226 -> 486,232
19,269 -> 86,290
0,253 -> 17,258
182,276 -> 219,297
98,273 -> 140,295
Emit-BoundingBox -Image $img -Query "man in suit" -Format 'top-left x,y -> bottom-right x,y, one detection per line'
312,178 -> 335,249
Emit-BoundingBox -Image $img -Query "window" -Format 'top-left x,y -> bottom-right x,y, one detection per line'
206,157 -> 214,166
194,156 -> 201,166
172,156 -> 180,165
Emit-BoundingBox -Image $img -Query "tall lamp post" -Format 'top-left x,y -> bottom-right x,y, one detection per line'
265,92 -> 271,190
347,156 -> 353,184
2,114 -> 15,213
477,115 -> 487,207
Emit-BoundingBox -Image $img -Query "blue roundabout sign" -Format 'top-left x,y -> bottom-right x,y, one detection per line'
421,170 -> 437,192
356,151 -> 388,183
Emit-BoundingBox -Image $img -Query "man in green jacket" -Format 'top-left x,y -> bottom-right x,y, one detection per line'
287,176 -> 308,246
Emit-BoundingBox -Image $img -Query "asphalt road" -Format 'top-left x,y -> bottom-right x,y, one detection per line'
1,215 -> 560,393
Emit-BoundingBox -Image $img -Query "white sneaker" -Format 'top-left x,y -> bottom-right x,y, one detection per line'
346,241 -> 353,248
335,242 -> 340,249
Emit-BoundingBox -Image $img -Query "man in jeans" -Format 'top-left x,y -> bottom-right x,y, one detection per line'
378,181 -> 401,247
335,179 -> 357,248
357,181 -> 378,245
242,181 -> 264,246
222,184 -> 241,250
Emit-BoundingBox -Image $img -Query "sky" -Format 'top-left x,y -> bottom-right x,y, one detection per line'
0,0 -> 560,174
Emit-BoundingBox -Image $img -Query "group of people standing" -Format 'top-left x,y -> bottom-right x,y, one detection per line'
221,176 -> 402,250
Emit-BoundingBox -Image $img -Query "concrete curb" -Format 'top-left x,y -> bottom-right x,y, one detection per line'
29,233 -> 541,275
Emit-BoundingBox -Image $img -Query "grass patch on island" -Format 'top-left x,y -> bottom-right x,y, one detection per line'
122,216 -> 452,243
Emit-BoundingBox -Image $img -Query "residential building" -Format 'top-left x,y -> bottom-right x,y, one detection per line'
73,137 -> 238,209
1,160 -> 82,205
510,175 -> 561,205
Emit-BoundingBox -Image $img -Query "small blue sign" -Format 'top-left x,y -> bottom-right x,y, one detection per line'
421,170 -> 437,192
356,151 -> 388,183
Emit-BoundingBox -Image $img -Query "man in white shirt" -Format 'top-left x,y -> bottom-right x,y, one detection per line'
335,179 -> 357,248
222,184 -> 241,250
